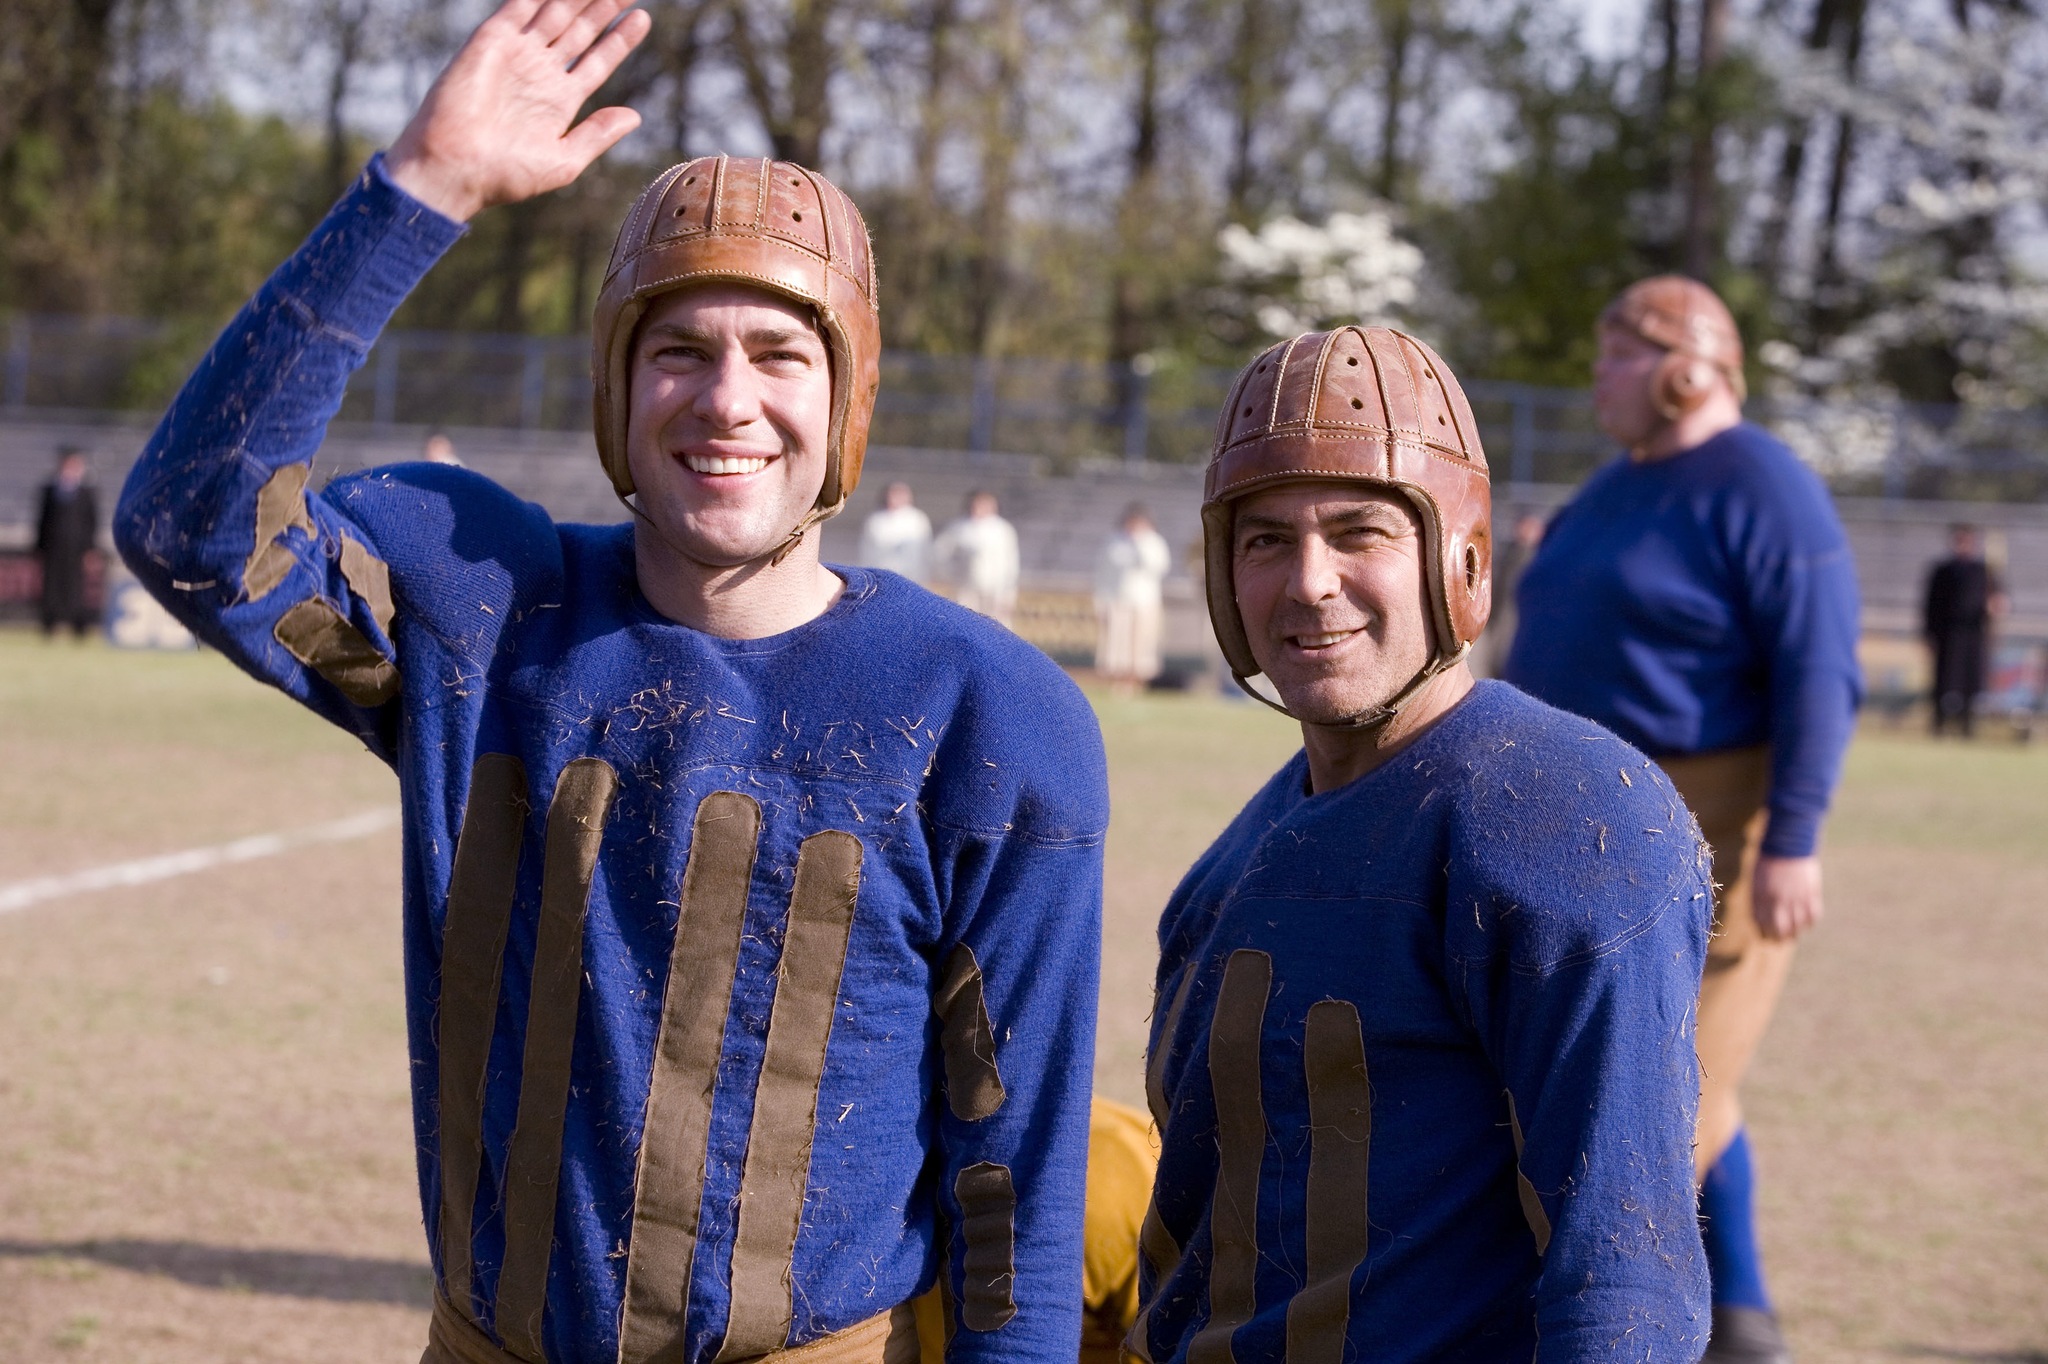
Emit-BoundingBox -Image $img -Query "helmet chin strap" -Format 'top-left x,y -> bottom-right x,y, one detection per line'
1232,638 -> 1472,733
615,485 -> 834,575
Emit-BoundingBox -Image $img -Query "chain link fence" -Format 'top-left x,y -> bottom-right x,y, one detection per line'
10,312 -> 2048,500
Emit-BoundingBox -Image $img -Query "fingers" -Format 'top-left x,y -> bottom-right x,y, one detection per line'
491,0 -> 550,29
532,0 -> 628,49
571,5 -> 651,90
558,105 -> 644,177
557,0 -> 638,56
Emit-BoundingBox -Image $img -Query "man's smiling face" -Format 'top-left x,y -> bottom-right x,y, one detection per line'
624,283 -> 834,568
1230,480 -> 1436,726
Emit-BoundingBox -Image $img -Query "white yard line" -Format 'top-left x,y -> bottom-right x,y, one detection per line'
0,808 -> 402,916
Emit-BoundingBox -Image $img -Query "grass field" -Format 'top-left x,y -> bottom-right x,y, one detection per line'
3,631 -> 2046,1363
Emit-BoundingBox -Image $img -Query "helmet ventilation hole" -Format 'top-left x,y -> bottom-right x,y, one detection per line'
792,211 -> 803,221
1437,414 -> 1447,425
1351,397 -> 1363,409
683,177 -> 695,185
1346,356 -> 1359,366
1241,406 -> 1252,416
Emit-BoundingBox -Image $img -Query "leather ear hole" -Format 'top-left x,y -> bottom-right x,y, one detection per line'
1464,543 -> 1482,591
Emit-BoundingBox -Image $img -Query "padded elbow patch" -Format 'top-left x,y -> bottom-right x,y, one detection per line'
244,464 -> 315,601
274,598 -> 400,707
933,944 -> 1007,1121
954,1162 -> 1018,1331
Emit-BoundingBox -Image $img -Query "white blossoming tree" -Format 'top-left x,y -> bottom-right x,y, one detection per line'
1217,208 -> 1425,338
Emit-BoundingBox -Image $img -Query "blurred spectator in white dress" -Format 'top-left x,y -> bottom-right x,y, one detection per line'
1094,504 -> 1171,694
935,489 -> 1020,626
858,480 -> 934,583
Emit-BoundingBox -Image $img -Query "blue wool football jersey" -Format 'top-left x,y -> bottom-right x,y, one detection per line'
114,159 -> 1107,1364
1134,682 -> 1712,1364
1503,428 -> 1862,858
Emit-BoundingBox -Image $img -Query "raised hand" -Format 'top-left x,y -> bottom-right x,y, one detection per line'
385,0 -> 652,222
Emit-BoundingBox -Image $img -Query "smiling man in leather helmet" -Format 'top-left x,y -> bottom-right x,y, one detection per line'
1129,327 -> 1713,1363
112,3 -> 1107,1361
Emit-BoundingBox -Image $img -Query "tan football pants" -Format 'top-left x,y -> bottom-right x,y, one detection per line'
1655,744 -> 1798,1180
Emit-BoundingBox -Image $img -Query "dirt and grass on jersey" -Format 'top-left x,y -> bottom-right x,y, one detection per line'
2,632 -> 2043,1363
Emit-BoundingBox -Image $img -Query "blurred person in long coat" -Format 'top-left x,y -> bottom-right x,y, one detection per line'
1923,523 -> 2004,737
934,489 -> 1020,625
1092,503 -> 1170,694
35,446 -> 99,639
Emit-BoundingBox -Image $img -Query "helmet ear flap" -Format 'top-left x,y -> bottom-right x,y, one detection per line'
1653,352 -> 1715,420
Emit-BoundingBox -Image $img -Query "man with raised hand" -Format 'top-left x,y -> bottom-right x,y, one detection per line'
1131,327 -> 1712,1363
113,4 -> 1107,1362
1505,278 -> 1861,1364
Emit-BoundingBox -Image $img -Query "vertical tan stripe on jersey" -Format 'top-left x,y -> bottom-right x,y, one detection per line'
436,754 -> 529,1320
933,944 -> 1006,1121
1504,1092 -> 1553,1255
1284,1000 -> 1371,1364
954,1162 -> 1018,1331
1187,949 -> 1272,1364
618,791 -> 764,1364
1128,965 -> 1199,1364
1145,967 -> 1198,1132
714,830 -> 864,1362
493,758 -> 618,1361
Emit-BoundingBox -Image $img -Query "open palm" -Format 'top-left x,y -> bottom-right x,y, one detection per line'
386,0 -> 652,222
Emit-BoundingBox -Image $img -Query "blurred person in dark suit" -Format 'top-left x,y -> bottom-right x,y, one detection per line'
1923,524 -> 2004,737
35,445 -> 99,639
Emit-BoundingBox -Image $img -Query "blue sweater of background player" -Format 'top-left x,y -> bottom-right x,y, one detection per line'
113,160 -> 1107,1364
1139,682 -> 1712,1364
1502,426 -> 1862,857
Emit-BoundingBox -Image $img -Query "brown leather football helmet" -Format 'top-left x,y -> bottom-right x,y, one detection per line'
1601,275 -> 1746,420
591,154 -> 880,540
1202,326 -> 1492,727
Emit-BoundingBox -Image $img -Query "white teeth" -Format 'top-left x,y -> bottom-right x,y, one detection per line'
683,454 -> 771,475
1294,631 -> 1353,648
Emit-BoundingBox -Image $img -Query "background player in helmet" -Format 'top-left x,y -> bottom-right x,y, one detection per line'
1504,277 -> 1863,1364
1131,327 -> 1713,1364
111,3 -> 1108,1361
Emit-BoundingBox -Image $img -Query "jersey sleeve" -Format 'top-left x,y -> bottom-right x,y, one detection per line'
1448,734 -> 1714,1362
924,667 -> 1108,1364
111,156 -> 465,761
1728,456 -> 1863,857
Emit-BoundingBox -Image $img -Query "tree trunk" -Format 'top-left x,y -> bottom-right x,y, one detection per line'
1108,0 -> 1162,370
1656,0 -> 1684,113
1375,0 -> 1415,201
495,200 -> 539,333
1679,0 -> 1730,279
726,0 -> 838,168
894,0 -> 958,347
1755,0 -> 1842,292
967,0 -> 1025,358
1808,0 -> 1866,326
323,1 -> 374,210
